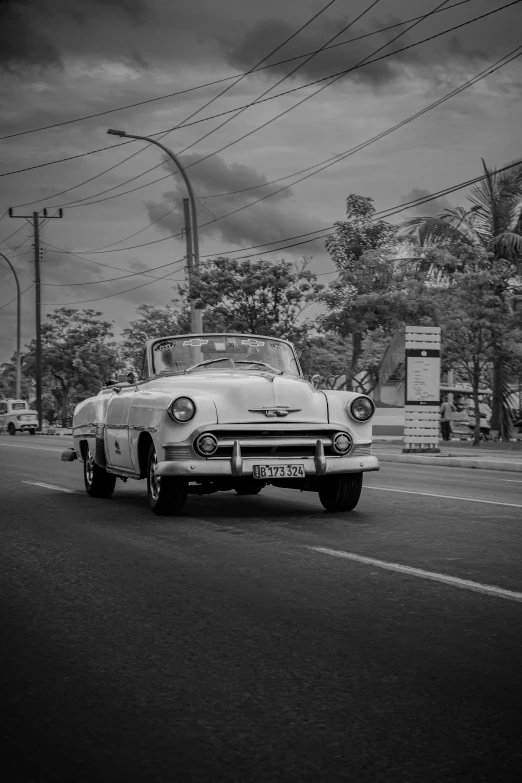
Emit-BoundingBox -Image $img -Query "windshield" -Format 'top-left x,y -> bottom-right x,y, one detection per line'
152,335 -> 300,376
11,402 -> 27,410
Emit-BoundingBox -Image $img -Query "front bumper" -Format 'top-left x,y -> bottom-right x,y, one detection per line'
18,422 -> 38,431
156,447 -> 379,478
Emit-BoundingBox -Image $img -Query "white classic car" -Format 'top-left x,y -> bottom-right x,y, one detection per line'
0,399 -> 38,435
62,333 -> 379,515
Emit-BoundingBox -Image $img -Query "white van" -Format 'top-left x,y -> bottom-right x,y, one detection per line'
0,399 -> 38,435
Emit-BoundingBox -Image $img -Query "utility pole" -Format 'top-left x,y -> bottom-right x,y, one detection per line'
107,129 -> 203,333
183,198 -> 202,333
8,207 -> 63,431
0,252 -> 21,398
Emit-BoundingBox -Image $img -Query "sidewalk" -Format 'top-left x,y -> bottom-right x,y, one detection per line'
373,440 -> 522,473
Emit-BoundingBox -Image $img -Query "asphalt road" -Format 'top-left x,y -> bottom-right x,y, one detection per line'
1,434 -> 521,783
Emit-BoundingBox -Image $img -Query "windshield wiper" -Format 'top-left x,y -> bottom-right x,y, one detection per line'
184,357 -> 233,374
235,360 -> 283,375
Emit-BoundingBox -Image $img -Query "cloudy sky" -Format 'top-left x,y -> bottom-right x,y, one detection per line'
0,0 -> 521,364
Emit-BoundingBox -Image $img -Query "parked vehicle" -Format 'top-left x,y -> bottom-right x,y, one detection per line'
62,333 -> 379,515
0,399 -> 38,435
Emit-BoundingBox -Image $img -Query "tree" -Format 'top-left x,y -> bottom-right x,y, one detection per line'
298,332 -> 351,388
23,308 -> 122,421
320,196 -> 436,389
401,159 -> 522,437
189,256 -> 323,341
121,303 -> 190,373
439,269 -> 509,445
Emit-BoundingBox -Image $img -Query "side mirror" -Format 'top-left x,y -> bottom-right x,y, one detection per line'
311,374 -> 323,389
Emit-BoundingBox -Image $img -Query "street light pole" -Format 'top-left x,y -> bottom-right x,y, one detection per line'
0,251 -> 21,398
107,129 -> 203,333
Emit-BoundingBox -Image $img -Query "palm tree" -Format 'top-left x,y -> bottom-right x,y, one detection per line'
401,159 -> 522,439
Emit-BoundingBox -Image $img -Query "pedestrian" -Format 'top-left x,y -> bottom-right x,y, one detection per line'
440,394 -> 453,441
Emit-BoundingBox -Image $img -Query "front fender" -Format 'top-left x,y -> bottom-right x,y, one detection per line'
322,390 -> 374,442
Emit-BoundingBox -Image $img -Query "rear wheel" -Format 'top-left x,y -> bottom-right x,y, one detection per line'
8,423 -> 16,436
83,445 -> 116,498
318,473 -> 363,512
29,429 -> 36,436
147,443 -> 187,515
235,481 -> 263,496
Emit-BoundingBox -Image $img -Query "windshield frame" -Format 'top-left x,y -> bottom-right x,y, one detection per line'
149,333 -> 302,378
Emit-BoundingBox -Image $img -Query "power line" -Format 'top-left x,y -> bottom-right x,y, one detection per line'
42,261 -> 186,306
49,0 -> 515,214
40,239 -> 190,283
68,39 -> 522,256
42,257 -> 188,287
3,0 -> 343,218
173,0 -> 384,161
1,0 -> 509,192
42,157 -> 522,293
0,283 -> 34,312
0,0 -> 476,144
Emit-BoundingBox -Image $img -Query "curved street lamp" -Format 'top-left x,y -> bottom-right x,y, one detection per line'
107,129 -> 202,332
0,251 -> 21,398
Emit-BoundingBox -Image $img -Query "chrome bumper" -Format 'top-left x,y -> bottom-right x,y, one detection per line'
156,439 -> 379,478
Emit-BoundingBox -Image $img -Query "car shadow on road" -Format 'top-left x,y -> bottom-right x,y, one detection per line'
61,486 -> 376,535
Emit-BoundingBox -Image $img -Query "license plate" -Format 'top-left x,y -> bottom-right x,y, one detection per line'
252,464 -> 306,479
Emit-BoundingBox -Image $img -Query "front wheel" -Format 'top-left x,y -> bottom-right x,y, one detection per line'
318,473 -> 363,512
147,443 -> 187,516
8,423 -> 16,436
29,429 -> 36,436
84,445 -> 116,498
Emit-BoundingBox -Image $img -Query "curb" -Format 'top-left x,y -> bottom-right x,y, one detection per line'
39,430 -> 73,437
377,453 -> 522,473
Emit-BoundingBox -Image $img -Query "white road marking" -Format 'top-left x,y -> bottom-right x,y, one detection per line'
366,485 -> 522,509
499,478 -> 522,483
310,546 -> 522,604
22,481 -> 75,493
0,443 -> 63,452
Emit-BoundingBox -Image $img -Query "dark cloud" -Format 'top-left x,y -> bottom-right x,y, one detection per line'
145,152 -> 329,253
222,15 -> 417,89
221,1 -> 522,89
0,0 -> 149,70
400,187 -> 452,217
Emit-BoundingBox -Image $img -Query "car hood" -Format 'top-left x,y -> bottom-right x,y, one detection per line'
152,371 -> 328,424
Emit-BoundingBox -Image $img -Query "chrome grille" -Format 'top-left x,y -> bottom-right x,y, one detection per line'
353,444 -> 372,456
165,446 -> 191,460
198,429 -> 352,459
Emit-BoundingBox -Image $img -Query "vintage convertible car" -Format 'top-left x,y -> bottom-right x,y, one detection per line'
62,333 -> 379,515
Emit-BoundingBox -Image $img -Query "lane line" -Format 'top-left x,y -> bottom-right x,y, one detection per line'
0,443 -> 63,453
366,485 -> 522,509
22,481 -> 75,493
499,478 -> 522,484
309,546 -> 522,604
376,451 -> 522,465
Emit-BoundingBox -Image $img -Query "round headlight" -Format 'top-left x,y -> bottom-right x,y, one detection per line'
347,396 -> 375,422
333,432 -> 353,454
168,396 -> 196,422
195,433 -> 218,456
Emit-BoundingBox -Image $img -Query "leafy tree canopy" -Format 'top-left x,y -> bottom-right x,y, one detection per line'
23,308 -> 121,419
189,256 -> 323,342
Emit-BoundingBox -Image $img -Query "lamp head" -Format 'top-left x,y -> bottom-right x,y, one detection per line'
107,129 -> 126,137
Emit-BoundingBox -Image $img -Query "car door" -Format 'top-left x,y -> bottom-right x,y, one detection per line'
105,385 -> 136,470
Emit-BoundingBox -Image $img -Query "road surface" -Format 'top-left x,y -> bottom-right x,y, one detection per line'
1,434 -> 521,782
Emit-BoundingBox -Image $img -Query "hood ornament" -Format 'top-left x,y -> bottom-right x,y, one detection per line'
248,406 -> 301,418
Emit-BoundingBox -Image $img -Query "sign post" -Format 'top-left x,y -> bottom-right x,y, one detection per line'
403,326 -> 441,453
